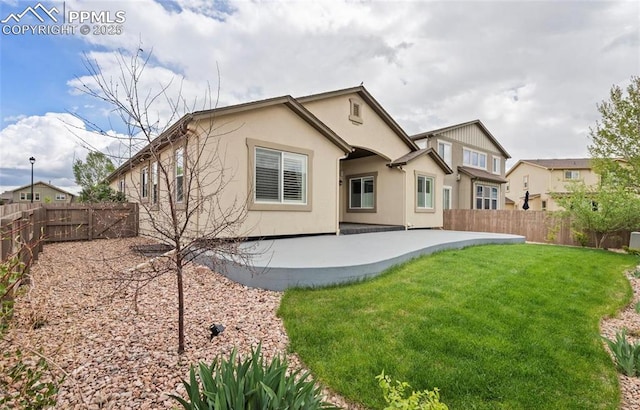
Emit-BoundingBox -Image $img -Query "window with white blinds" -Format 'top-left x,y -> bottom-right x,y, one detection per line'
255,147 -> 307,204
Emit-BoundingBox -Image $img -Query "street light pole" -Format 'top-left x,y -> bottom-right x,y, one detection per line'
29,157 -> 35,203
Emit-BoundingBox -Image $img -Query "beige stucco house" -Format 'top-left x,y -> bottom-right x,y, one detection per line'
1,181 -> 75,204
505,158 -> 600,211
107,86 -> 453,238
411,120 -> 511,210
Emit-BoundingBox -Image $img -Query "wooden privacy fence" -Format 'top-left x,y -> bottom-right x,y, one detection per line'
0,202 -> 43,217
443,209 -> 635,249
0,203 -> 139,263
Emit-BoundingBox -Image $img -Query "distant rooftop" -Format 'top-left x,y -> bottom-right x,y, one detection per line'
519,158 -> 593,169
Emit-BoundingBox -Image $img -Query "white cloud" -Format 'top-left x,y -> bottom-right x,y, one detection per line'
4,0 -> 637,187
0,113 -> 128,192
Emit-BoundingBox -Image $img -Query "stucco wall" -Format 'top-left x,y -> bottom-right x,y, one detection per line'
339,155 -> 405,226
404,155 -> 445,228
302,94 -> 411,161
113,104 -> 346,238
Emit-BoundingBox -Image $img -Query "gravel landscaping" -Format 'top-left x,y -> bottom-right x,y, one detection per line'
1,237 -> 639,409
601,267 -> 640,410
0,237 -> 362,409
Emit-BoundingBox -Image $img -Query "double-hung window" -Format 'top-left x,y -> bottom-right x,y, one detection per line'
437,141 -> 452,168
492,157 -> 501,174
255,147 -> 307,204
175,148 -> 184,203
55,194 -> 66,201
141,166 -> 149,199
349,176 -> 375,210
151,161 -> 158,204
416,175 -> 434,209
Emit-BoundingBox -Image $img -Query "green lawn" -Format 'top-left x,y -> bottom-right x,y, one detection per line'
278,244 -> 639,409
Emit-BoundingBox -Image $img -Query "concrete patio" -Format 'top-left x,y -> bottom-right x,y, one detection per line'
196,229 -> 525,291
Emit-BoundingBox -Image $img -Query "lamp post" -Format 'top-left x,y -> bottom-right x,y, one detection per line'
29,157 -> 35,203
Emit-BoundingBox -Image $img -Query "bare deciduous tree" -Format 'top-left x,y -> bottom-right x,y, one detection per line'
72,46 -> 254,353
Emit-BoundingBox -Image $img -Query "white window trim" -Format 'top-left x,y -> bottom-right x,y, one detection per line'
20,192 -> 40,201
141,166 -> 149,199
475,183 -> 500,210
523,175 -> 529,189
151,161 -> 158,204
437,140 -> 453,168
254,147 -> 308,206
443,185 -> 452,210
492,157 -> 501,175
55,193 -> 66,200
564,170 -> 580,180
416,175 -> 435,210
175,147 -> 184,203
463,147 -> 488,170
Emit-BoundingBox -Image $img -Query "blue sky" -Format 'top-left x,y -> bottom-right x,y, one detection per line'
0,0 -> 638,194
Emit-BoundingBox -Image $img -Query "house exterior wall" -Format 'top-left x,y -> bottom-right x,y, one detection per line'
418,123 -> 506,210
339,155 -> 405,226
11,183 -> 73,203
505,163 -> 600,211
113,104 -> 346,238
301,94 -> 411,161
403,155 -> 445,228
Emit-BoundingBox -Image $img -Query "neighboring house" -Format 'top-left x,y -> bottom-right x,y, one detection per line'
107,86 -> 453,238
505,158 -> 599,211
411,120 -> 511,210
1,181 -> 75,204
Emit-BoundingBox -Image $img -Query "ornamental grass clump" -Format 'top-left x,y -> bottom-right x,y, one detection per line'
603,329 -> 640,376
170,344 -> 336,410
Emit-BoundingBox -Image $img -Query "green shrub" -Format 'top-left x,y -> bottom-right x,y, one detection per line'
603,329 -> 640,376
0,348 -> 64,409
1,255 -> 26,335
376,371 -> 448,410
170,344 -> 336,410
622,246 -> 640,257
573,230 -> 590,247
635,302 -> 640,314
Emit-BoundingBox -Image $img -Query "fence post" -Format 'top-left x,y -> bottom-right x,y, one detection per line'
0,216 -> 12,262
88,206 -> 94,241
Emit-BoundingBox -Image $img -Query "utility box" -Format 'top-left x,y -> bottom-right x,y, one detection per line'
630,232 -> 640,250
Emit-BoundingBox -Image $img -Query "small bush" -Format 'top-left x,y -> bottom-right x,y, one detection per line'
623,246 -> 640,257
603,329 -> 640,376
573,231 -> 590,247
635,302 -> 640,314
376,371 -> 448,410
0,348 -> 64,409
170,344 -> 336,409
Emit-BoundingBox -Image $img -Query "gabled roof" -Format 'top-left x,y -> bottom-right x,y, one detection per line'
107,95 -> 353,181
9,181 -> 75,196
505,158 -> 593,177
410,119 -> 511,159
389,148 -> 453,174
458,166 -> 508,184
297,86 -> 419,151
